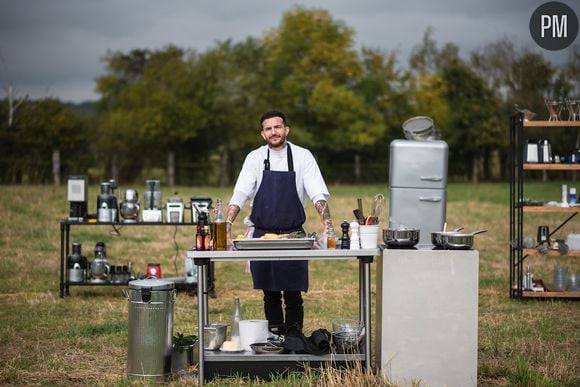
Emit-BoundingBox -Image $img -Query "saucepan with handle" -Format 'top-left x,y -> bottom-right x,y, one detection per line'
438,229 -> 487,250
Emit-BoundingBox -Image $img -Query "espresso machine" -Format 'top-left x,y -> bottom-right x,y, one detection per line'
97,180 -> 119,223
166,192 -> 184,223
120,189 -> 140,223
90,241 -> 110,283
67,175 -> 88,222
142,179 -> 163,222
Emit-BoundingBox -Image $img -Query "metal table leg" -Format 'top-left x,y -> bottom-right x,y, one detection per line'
60,222 -> 65,298
197,262 -> 207,386
359,255 -> 373,372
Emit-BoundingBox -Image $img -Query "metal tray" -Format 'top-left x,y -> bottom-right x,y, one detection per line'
233,238 -> 315,250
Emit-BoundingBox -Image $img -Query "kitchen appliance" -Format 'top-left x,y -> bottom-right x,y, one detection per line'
126,278 -> 175,381
538,139 -> 552,163
537,225 -> 550,245
90,241 -> 110,282
388,139 -> 448,245
189,196 -> 212,224
165,192 -> 184,223
67,242 -> 87,283
524,140 -> 540,163
146,262 -> 162,278
97,180 -> 119,223
142,179 -> 163,222
67,175 -> 88,222
120,189 -> 140,223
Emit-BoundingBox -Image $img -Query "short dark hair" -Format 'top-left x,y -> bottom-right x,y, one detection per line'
260,110 -> 287,126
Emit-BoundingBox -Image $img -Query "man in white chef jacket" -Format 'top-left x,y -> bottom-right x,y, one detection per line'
226,110 -> 334,335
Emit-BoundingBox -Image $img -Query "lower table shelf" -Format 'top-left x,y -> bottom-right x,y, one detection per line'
522,291 -> 580,299
203,351 -> 365,381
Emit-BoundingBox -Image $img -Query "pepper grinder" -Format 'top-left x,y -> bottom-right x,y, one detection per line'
340,220 -> 350,249
349,220 -> 360,250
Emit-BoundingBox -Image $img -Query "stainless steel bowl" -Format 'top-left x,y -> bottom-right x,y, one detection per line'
383,228 -> 420,247
332,331 -> 363,354
204,323 -> 228,350
250,342 -> 286,354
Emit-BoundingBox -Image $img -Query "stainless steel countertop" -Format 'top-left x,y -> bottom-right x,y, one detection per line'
186,247 -> 380,261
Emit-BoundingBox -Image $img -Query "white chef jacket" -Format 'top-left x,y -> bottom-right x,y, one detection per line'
229,142 -> 330,210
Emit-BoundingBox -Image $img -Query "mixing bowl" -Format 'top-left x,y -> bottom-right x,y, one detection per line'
204,323 -> 228,350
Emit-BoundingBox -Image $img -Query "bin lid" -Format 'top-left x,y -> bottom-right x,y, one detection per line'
129,278 -> 174,291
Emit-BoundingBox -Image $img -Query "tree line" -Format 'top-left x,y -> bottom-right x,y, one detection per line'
1,6 -> 579,186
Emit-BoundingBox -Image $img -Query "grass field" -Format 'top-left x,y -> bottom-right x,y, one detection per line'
0,183 -> 578,386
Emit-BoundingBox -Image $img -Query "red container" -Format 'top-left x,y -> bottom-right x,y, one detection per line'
146,263 -> 162,278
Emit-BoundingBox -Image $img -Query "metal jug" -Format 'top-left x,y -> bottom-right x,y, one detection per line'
538,139 -> 552,163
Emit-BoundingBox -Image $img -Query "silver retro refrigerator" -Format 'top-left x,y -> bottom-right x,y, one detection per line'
388,140 -> 448,245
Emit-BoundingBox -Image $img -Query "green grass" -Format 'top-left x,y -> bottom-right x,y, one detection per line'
0,183 -> 578,386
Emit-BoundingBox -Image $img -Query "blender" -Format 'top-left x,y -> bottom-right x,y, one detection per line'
120,188 -> 140,223
166,192 -> 184,223
97,180 -> 119,223
142,180 -> 163,222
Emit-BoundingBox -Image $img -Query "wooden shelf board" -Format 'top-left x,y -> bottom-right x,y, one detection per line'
524,121 -> 580,127
522,291 -> 580,298
523,164 -> 580,170
522,206 -> 579,213
522,248 -> 580,256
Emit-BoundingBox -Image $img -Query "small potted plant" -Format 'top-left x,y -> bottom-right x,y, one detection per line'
171,332 -> 198,373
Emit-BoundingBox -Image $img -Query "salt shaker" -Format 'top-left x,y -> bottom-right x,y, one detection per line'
349,220 -> 360,250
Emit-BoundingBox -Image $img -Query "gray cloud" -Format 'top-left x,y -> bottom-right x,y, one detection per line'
0,0 -> 577,102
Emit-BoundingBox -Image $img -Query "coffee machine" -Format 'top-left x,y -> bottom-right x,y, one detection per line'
97,180 -> 119,223
67,242 -> 88,283
166,192 -> 184,223
68,175 -> 88,222
120,189 -> 140,223
142,179 -> 163,222
90,241 -> 110,283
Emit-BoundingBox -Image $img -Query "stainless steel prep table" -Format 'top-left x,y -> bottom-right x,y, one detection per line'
187,247 -> 379,384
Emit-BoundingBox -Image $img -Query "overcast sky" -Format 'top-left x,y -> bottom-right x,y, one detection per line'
0,0 -> 578,103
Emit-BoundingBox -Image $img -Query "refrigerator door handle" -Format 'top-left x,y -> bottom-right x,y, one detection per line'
420,176 -> 443,182
419,196 -> 443,202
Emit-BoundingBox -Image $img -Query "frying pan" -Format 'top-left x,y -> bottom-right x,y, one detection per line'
438,229 -> 487,250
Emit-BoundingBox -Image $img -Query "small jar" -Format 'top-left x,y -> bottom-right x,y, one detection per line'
326,226 -> 337,249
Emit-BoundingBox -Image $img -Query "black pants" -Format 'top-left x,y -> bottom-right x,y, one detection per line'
263,290 -> 303,333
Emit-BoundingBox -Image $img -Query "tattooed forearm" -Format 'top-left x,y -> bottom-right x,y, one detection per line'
314,200 -> 333,230
226,205 -> 240,231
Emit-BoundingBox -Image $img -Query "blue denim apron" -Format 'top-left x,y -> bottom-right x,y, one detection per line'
249,144 -> 308,291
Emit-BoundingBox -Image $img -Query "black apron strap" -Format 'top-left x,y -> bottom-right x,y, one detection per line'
264,144 -> 293,172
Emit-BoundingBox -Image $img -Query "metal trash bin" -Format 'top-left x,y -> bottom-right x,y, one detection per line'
125,278 -> 176,381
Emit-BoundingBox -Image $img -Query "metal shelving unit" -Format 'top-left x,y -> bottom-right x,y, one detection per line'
59,220 -> 214,297
509,114 -> 580,299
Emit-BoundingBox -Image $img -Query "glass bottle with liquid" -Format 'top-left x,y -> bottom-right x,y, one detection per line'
230,296 -> 243,346
326,226 -> 337,249
213,199 -> 227,250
